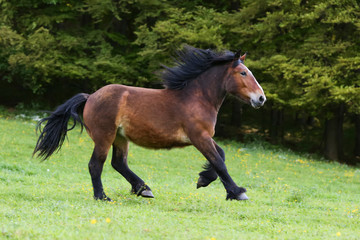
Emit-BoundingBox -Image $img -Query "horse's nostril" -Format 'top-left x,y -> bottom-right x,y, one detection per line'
259,95 -> 265,103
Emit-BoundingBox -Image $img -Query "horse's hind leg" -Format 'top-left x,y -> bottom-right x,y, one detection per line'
197,142 -> 224,188
111,136 -> 154,198
89,145 -> 112,201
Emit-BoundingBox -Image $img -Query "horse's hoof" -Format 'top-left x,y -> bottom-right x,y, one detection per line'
237,192 -> 249,200
133,184 -> 154,198
226,188 -> 248,201
94,196 -> 113,202
197,175 -> 216,188
104,197 -> 113,202
140,190 -> 154,198
197,177 -> 207,188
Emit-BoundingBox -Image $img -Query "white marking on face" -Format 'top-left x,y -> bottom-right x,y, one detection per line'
242,64 -> 265,95
240,64 -> 266,108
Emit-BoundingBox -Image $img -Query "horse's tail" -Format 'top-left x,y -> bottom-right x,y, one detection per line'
33,93 -> 90,160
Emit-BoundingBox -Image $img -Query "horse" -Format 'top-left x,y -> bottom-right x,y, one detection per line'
33,46 -> 266,202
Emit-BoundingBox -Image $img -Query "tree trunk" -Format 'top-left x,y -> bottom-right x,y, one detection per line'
269,107 -> 284,144
354,114 -> 360,160
230,100 -> 242,127
324,117 -> 339,161
324,105 -> 344,161
338,104 -> 344,160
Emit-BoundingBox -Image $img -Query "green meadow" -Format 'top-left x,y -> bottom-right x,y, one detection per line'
0,115 -> 359,240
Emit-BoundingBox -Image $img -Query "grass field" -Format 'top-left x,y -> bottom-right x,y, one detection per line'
0,115 -> 359,239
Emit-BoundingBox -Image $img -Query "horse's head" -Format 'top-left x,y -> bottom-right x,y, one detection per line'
225,52 -> 266,108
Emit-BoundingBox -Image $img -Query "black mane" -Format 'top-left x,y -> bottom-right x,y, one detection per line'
161,46 -> 237,90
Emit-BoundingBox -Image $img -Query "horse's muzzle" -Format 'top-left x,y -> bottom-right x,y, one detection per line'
250,94 -> 266,109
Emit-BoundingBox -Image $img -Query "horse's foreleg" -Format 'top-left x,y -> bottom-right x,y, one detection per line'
197,142 -> 224,188
111,137 -> 154,198
191,134 -> 248,200
89,146 -> 112,201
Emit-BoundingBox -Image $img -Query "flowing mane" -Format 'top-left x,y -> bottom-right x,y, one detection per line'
161,46 -> 237,90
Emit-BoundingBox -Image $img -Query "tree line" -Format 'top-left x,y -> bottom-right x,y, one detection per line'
0,0 -> 359,163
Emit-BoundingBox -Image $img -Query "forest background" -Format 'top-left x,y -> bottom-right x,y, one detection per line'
0,0 -> 359,164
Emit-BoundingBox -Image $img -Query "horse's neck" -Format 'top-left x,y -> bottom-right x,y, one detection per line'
187,65 -> 227,111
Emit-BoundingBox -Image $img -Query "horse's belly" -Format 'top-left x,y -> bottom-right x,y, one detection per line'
118,124 -> 191,149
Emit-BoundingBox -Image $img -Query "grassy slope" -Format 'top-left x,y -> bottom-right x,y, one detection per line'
0,116 -> 359,240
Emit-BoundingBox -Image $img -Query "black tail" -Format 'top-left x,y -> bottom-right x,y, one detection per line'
33,93 -> 90,160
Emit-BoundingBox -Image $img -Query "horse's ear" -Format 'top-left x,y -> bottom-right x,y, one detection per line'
234,50 -> 242,60
240,52 -> 247,61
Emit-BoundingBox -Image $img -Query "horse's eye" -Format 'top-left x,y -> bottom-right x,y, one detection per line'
240,71 -> 247,76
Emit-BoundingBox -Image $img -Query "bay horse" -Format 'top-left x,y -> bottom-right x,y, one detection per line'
33,46 -> 266,201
